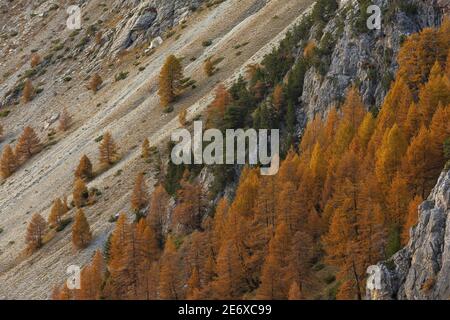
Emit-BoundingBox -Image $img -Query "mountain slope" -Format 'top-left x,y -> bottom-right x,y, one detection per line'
0,0 -> 314,299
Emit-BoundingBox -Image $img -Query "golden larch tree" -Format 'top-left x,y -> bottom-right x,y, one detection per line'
25,213 -> 47,253
99,131 -> 118,166
375,124 -> 407,187
158,55 -> 184,108
48,198 -> 65,228
75,155 -> 93,181
418,62 -> 450,126
73,178 -> 89,208
0,145 -> 17,179
272,84 -> 284,112
172,176 -> 205,232
257,222 -> 291,299
288,281 -> 302,300
159,237 -> 180,300
77,250 -> 104,300
72,209 -> 92,249
401,195 -> 423,245
401,126 -> 434,198
147,184 -> 169,245
206,84 -> 231,129
131,172 -> 149,215
15,126 -> 41,164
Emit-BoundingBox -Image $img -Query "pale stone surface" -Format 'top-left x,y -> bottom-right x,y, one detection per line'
367,171 -> 450,300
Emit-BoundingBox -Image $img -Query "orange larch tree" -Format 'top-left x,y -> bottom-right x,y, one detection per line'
288,281 -> 302,300
15,126 -> 41,164
0,145 -> 17,179
73,178 -> 89,208
158,55 -> 184,108
147,184 -> 169,246
99,131 -> 118,166
159,237 -> 180,300
48,198 -> 65,228
25,213 -> 47,253
257,222 -> 291,299
131,172 -> 149,217
72,209 -> 92,250
75,155 -> 93,181
206,84 -> 231,129
272,83 -> 284,112
401,195 -> 424,245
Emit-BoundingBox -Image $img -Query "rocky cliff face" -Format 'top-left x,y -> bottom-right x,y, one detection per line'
367,170 -> 450,300
108,0 -> 206,54
298,0 -> 445,122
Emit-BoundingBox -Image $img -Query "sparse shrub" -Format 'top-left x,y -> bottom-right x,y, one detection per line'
22,79 -> 35,103
303,41 -> 317,60
141,139 -> 150,159
202,39 -> 213,47
94,135 -> 103,143
115,71 -> 129,81
204,58 -> 214,77
0,110 -> 10,118
95,31 -> 103,45
444,138 -> 450,171
56,218 -> 72,232
59,108 -> 72,132
421,277 -> 436,293
179,109 -> 188,126
88,73 -> 103,93
30,53 -> 41,68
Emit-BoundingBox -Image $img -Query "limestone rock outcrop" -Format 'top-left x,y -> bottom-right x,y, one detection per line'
367,170 -> 450,300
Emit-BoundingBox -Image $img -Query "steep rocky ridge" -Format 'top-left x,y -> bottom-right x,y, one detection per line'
367,170 -> 450,300
297,0 -> 446,122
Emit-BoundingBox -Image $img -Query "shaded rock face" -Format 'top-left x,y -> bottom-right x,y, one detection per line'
298,0 -> 444,121
367,171 -> 450,300
110,0 -> 205,54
